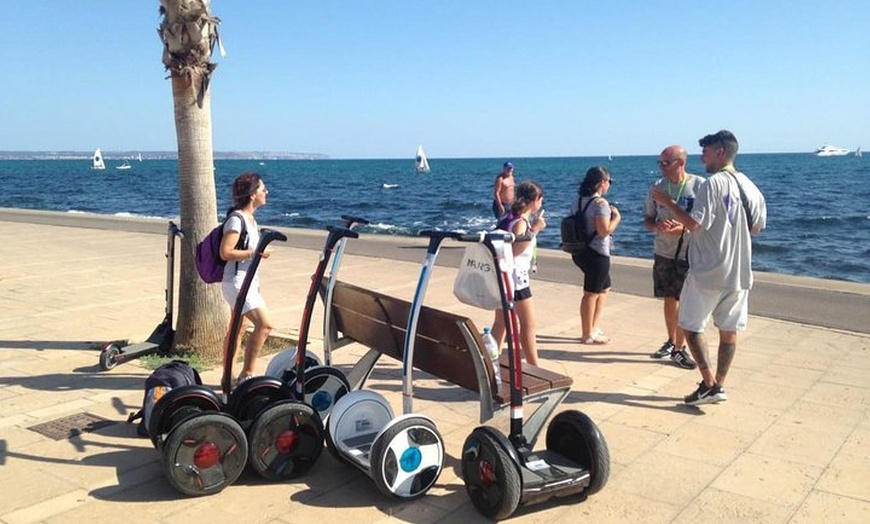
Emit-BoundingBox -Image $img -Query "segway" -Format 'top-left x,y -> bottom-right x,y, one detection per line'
455,231 -> 610,520
264,215 -> 369,422
325,232 -> 450,500
148,229 -> 315,495
218,228 -> 325,482
99,221 -> 182,370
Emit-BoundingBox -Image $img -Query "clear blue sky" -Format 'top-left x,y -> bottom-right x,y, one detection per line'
1,1 -> 867,158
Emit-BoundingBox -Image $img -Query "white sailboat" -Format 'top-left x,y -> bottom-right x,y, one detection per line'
137,153 -> 143,162
92,148 -> 106,170
856,147 -> 862,158
415,145 -> 430,173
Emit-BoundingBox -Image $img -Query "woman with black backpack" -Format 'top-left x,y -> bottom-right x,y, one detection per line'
572,166 -> 621,345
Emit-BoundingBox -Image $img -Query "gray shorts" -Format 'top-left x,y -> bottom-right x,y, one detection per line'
653,254 -> 689,298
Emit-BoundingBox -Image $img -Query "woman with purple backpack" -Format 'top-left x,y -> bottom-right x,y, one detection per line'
219,172 -> 273,385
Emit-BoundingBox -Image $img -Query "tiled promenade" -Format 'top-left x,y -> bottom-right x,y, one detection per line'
0,211 -> 867,523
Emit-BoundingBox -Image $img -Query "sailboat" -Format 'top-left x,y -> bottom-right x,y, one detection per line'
92,148 -> 106,170
137,152 -> 143,162
856,147 -> 863,158
415,145 -> 431,173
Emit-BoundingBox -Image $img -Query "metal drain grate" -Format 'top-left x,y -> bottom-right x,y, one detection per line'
28,412 -> 117,440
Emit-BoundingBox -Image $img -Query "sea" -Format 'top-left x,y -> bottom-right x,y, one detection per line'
1,153 -> 868,284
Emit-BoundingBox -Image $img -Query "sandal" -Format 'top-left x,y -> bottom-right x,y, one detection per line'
580,334 -> 610,345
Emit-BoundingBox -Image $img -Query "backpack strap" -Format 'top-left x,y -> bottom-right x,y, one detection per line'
226,211 -> 249,274
578,197 -> 599,242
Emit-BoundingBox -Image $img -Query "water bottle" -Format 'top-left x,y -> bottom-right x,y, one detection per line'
482,326 -> 502,389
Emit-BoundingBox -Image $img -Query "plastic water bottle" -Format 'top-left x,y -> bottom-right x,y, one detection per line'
482,326 -> 502,389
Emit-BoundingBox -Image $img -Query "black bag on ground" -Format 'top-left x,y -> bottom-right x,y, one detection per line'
560,198 -> 597,254
127,360 -> 202,437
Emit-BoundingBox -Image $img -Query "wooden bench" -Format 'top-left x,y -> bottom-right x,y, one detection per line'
323,280 -> 573,445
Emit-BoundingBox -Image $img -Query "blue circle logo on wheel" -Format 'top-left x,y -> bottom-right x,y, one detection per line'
400,447 -> 422,472
311,391 -> 332,412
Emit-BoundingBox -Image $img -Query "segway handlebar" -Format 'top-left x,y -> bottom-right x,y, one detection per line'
455,231 -> 533,244
326,225 -> 359,240
340,215 -> 370,229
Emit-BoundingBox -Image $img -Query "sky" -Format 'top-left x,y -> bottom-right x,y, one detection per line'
1,1 -> 867,159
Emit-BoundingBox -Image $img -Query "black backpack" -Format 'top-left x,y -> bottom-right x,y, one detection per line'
127,360 -> 202,437
560,198 -> 598,254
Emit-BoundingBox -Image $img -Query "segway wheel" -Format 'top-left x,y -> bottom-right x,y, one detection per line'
370,416 -> 444,500
545,410 -> 610,496
461,427 -> 521,520
98,342 -> 121,371
248,400 -> 325,481
293,366 -> 350,422
225,376 -> 294,423
161,412 -> 248,497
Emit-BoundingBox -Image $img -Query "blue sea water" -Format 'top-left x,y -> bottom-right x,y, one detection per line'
1,154 -> 869,283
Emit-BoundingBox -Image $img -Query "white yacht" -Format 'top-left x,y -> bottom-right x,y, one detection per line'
814,145 -> 851,156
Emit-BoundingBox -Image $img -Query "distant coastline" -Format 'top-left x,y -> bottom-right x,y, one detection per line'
0,151 -> 330,161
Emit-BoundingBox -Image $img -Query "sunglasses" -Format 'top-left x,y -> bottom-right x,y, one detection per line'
657,159 -> 680,167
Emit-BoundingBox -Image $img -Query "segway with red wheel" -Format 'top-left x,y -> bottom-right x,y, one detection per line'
265,215 -> 369,423
99,221 -> 182,370
456,231 -> 610,520
216,228 -> 326,481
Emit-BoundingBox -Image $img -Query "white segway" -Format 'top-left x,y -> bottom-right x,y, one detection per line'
325,232 -> 452,499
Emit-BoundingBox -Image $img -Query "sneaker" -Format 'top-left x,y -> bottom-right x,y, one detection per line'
709,383 -> 728,403
684,381 -> 717,406
651,340 -> 675,359
671,347 -> 697,369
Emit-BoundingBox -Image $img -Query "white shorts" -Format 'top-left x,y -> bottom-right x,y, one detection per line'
678,276 -> 749,333
221,276 -> 265,315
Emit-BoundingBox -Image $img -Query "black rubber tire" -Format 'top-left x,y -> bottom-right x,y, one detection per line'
461,427 -> 521,520
247,400 -> 324,481
370,417 -> 444,500
161,412 -> 248,497
98,343 -> 121,371
148,385 -> 223,449
225,376 -> 294,422
545,410 -> 610,496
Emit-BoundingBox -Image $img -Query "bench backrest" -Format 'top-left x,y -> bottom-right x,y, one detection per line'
329,280 -> 492,394
328,280 -> 573,403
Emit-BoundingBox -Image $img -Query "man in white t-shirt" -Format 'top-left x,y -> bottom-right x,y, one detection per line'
652,130 -> 767,406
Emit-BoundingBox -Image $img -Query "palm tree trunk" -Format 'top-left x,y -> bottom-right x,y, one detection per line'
159,0 -> 227,360
171,75 -> 227,359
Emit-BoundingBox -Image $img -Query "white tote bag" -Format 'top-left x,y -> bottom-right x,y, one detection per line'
453,242 -> 502,310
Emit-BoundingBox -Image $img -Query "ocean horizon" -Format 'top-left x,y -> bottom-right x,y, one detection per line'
2,153 -> 868,284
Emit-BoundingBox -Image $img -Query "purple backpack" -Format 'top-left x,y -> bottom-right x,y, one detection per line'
195,212 -> 247,283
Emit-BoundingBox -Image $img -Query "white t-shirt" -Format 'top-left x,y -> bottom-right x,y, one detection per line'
687,170 -> 767,291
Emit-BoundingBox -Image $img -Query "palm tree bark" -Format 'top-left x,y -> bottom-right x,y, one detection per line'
159,0 -> 227,359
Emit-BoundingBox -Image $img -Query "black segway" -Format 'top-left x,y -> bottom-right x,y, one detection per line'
99,221 -> 182,370
148,229 -> 318,495
217,228 -> 326,481
456,231 -> 611,520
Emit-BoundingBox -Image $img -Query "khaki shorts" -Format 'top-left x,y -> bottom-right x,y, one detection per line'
678,276 -> 749,332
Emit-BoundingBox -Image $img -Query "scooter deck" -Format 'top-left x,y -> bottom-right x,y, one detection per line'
520,449 -> 591,504
337,430 -> 378,469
